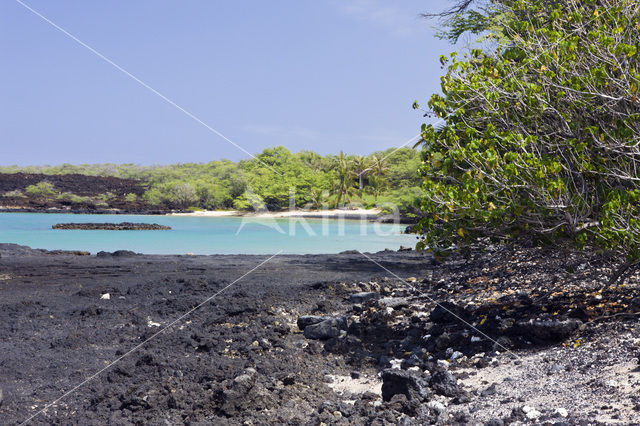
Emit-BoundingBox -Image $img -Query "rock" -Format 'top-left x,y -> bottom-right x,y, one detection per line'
350,371 -> 361,379
481,383 -> 497,396
522,405 -> 541,420
349,292 -> 379,304
555,407 -> 568,417
514,318 -> 583,342
429,301 -> 469,324
429,370 -> 460,397
549,364 -> 564,375
378,297 -> 410,309
484,419 -> 504,426
297,315 -> 327,331
427,400 -> 445,414
381,369 -> 430,402
53,222 -> 171,231
100,293 -> 110,300
97,250 -> 138,258
0,387 -> 3,406
303,317 -> 346,340
112,250 -> 138,257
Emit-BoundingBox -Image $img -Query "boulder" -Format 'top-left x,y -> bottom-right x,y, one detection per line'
429,370 -> 461,397
378,297 -> 410,309
429,301 -> 469,324
381,369 -> 430,402
513,318 -> 583,343
297,315 -> 327,331
303,317 -> 347,340
349,292 -> 380,304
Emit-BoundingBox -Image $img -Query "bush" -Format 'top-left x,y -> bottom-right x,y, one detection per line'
416,0 -> 640,259
25,181 -> 55,197
124,193 -> 138,202
3,189 -> 26,198
57,192 -> 92,204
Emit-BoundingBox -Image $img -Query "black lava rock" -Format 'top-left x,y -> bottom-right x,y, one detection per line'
349,292 -> 380,304
429,370 -> 461,397
381,369 -> 430,402
429,301 -> 469,324
513,318 -> 583,343
303,317 -> 346,340
297,315 -> 327,331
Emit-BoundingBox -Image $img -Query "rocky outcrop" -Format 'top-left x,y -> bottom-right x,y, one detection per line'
53,222 -> 171,230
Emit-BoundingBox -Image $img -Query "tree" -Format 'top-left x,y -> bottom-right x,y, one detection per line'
171,183 -> 197,208
332,151 -> 355,207
423,0 -> 504,44
415,0 -> 640,260
351,156 -> 371,190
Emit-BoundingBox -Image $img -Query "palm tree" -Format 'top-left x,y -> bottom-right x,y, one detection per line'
308,187 -> 330,210
351,156 -> 371,190
369,155 -> 389,177
333,151 -> 355,208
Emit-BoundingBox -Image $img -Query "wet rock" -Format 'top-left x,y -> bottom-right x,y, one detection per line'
381,369 -> 430,402
514,318 -> 583,342
303,317 -> 346,340
349,292 -> 379,304
297,315 -> 327,331
429,370 -> 461,397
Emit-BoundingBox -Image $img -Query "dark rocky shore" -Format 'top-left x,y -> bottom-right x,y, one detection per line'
0,244 -> 639,424
52,223 -> 172,231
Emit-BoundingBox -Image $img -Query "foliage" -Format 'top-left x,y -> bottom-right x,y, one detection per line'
1,147 -> 423,214
415,0 -> 640,259
57,192 -> 92,204
124,193 -> 138,202
24,181 -> 55,197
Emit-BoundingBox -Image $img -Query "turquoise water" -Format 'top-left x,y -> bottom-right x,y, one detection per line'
0,213 -> 417,254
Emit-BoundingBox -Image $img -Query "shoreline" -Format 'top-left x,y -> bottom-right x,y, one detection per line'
169,208 -> 383,219
0,207 -> 384,220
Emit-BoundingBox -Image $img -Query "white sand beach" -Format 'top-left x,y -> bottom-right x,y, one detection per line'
170,208 -> 382,219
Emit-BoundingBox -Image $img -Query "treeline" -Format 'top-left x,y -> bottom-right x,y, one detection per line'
0,147 -> 422,215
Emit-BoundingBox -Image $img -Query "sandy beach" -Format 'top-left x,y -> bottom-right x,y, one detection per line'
170,208 -> 383,220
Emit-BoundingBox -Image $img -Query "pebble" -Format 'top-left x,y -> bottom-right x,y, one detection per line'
100,293 -> 110,300
555,407 -> 568,417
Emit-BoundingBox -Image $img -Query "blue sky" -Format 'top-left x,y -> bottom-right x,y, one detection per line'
1,0 -> 456,165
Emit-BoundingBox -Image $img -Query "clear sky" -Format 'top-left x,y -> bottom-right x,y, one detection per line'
1,0 -> 456,165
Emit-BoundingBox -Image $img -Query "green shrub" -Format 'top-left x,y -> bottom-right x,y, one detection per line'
57,192 -> 92,204
124,193 -> 138,202
416,0 -> 640,259
25,181 -> 55,197
3,189 -> 26,198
